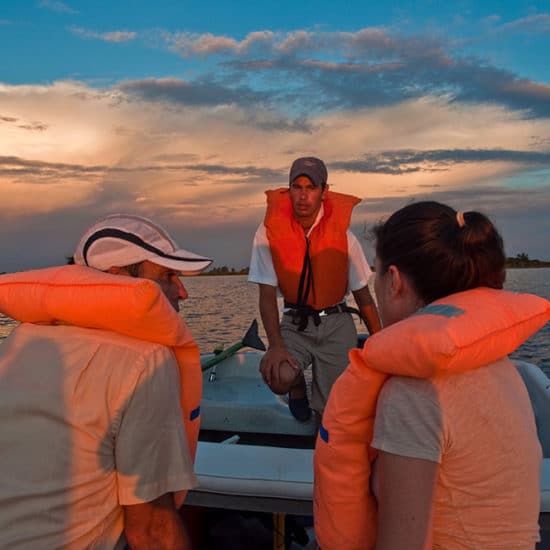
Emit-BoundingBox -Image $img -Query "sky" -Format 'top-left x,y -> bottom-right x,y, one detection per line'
1,0 -> 550,272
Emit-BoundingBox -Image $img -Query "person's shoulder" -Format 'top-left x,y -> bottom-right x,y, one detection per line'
251,223 -> 268,243
346,230 -> 365,250
379,375 -> 440,405
47,324 -> 176,364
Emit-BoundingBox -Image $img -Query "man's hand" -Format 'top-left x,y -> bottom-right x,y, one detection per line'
259,345 -> 300,392
124,493 -> 189,550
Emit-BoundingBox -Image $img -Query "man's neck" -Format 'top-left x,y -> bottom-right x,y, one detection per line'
296,205 -> 324,235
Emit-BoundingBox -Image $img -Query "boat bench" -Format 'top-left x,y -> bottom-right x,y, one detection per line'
187,445 -> 550,517
185,441 -> 314,515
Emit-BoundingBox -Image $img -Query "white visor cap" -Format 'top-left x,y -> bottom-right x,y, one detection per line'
73,214 -> 212,274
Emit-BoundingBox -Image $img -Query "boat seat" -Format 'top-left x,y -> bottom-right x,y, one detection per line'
185,441 -> 313,515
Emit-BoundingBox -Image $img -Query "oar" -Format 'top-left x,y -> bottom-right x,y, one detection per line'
200,319 -> 266,372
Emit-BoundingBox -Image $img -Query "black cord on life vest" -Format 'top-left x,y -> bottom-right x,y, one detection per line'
295,236 -> 314,331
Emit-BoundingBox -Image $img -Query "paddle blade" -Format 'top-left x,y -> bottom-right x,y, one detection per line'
242,319 -> 266,351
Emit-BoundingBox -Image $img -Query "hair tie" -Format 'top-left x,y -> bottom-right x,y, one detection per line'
456,211 -> 466,228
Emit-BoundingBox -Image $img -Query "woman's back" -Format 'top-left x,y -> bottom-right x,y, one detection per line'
373,357 -> 542,549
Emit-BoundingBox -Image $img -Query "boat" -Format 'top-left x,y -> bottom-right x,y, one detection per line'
185,322 -> 550,548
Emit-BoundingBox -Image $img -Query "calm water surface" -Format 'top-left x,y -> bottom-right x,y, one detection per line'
183,268 -> 550,375
1,268 -> 549,374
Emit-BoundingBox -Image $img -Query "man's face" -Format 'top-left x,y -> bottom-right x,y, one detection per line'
138,260 -> 188,312
289,175 -> 326,228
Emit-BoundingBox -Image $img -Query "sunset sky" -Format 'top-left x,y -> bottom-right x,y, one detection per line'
2,0 -> 550,272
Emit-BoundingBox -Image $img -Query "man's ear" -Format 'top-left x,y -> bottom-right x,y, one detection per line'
322,184 -> 329,198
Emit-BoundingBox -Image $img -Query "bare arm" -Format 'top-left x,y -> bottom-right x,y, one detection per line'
259,283 -> 285,349
258,284 -> 299,387
124,493 -> 190,550
375,451 -> 438,550
352,285 -> 382,334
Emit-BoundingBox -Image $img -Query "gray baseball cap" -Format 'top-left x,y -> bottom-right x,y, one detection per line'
289,157 -> 328,188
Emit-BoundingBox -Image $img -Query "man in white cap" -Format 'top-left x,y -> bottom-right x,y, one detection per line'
73,214 -> 212,312
0,214 -> 211,550
249,157 -> 381,422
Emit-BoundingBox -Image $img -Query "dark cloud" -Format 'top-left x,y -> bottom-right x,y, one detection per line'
17,122 -> 48,132
1,116 -> 49,132
353,183 -> 550,260
0,155 -> 285,189
5,147 -> 549,189
183,163 -> 283,182
151,152 -> 198,162
2,179 -> 548,273
148,28 -> 550,118
0,155 -> 106,181
333,148 -> 550,174
245,114 -> 316,133
118,77 -> 267,108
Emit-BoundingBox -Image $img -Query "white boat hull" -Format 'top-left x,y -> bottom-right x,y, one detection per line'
190,352 -> 550,543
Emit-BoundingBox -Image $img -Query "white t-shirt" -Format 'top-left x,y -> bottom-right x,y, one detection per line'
248,205 -> 372,293
0,323 -> 196,550
372,358 -> 542,549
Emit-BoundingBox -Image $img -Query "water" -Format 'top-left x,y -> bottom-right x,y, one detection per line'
503,269 -> 550,373
1,268 -> 549,375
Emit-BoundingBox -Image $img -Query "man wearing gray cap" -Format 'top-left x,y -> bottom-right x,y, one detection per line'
249,157 -> 381,422
0,214 -> 212,550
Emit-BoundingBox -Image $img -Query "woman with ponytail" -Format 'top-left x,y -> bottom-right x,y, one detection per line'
313,201 -> 546,550
370,201 -> 541,549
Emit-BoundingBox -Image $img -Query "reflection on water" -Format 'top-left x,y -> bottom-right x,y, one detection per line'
182,275 -> 264,352
1,268 -> 549,374
181,274 -> 374,352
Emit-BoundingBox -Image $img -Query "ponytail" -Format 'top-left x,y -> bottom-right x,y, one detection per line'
375,201 -> 505,304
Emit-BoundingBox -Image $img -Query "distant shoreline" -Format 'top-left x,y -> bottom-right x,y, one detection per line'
197,263 -> 550,275
505,260 -> 550,269
1,259 -> 549,277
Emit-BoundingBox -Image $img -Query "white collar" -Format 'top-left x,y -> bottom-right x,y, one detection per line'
305,203 -> 324,237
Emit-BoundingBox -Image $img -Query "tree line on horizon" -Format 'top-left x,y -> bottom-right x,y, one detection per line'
505,253 -> 550,268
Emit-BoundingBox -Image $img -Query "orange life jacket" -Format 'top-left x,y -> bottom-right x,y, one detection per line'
0,265 -> 202,466
313,287 -> 550,550
264,188 -> 361,310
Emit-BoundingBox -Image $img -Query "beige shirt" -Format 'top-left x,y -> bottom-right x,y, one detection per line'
0,323 -> 196,549
372,358 -> 542,549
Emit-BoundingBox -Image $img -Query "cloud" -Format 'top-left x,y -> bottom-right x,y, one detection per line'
38,0 -> 77,14
0,155 -> 106,180
117,77 -> 267,107
58,25 -> 550,118
2,77 -> 550,270
165,30 -> 276,57
69,26 -> 137,43
333,148 -> 550,175
151,27 -> 550,118
499,14 -> 550,34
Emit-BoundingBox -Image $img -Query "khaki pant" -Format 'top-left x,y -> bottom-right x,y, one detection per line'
281,311 -> 357,414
